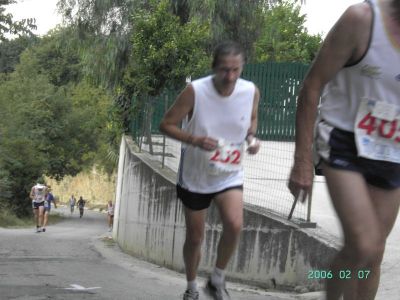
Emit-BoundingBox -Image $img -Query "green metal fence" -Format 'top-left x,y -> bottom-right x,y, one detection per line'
242,62 -> 309,141
129,91 -> 177,149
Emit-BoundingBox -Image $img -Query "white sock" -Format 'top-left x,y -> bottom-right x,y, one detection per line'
187,280 -> 197,292
211,267 -> 225,287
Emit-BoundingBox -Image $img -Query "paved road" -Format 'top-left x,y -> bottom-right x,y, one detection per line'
0,207 -> 323,300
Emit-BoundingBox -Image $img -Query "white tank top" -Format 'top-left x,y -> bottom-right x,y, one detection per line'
33,185 -> 46,203
319,0 -> 400,132
107,204 -> 114,215
178,75 -> 255,193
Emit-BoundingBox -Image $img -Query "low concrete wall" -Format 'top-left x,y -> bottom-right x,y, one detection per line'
114,135 -> 339,291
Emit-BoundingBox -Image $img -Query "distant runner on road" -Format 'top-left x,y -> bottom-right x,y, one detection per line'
30,183 -> 48,233
77,196 -> 86,218
42,186 -> 57,232
69,195 -> 76,214
107,200 -> 114,232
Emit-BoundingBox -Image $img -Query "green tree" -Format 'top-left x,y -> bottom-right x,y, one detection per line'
126,0 -> 209,97
0,0 -> 36,41
56,0 -> 270,85
56,0 -> 312,84
57,0 -> 210,129
120,0 -> 209,144
0,32 -> 112,215
183,0 -> 266,60
57,0 -> 141,89
174,0 -> 307,60
0,35 -> 38,74
67,80 -> 116,174
0,68 -> 62,214
254,1 -> 321,63
12,27 -> 82,87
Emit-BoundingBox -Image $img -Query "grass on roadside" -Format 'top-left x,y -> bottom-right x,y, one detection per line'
0,208 -> 63,228
100,236 -> 116,247
0,209 -> 29,227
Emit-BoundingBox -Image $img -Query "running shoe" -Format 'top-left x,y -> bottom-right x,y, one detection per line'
35,226 -> 41,233
183,289 -> 199,300
42,228 -> 46,232
204,279 -> 230,300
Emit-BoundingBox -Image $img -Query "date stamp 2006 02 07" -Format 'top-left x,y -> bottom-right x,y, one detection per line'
307,270 -> 371,280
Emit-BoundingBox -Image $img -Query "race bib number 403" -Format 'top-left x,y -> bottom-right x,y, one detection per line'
355,99 -> 400,163
207,141 -> 244,175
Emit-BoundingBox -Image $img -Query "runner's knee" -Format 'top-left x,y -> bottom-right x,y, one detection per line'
344,237 -> 385,266
185,231 -> 204,247
223,218 -> 242,236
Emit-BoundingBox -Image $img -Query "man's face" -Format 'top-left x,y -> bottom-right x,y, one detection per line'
213,54 -> 244,86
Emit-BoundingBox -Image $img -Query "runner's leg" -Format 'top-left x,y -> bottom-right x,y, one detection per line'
323,165 -> 384,300
355,185 -> 400,299
33,205 -> 39,229
183,207 -> 207,282
37,206 -> 45,229
43,210 -> 49,228
213,189 -> 243,270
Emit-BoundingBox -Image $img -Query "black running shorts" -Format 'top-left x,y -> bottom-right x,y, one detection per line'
176,184 -> 243,211
314,120 -> 400,190
32,201 -> 45,209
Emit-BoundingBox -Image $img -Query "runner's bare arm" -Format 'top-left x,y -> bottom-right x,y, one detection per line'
246,87 -> 261,154
289,3 -> 372,197
29,187 -> 34,200
246,87 -> 260,140
159,84 -> 218,150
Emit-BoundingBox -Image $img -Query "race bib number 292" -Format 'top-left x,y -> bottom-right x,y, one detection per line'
207,142 -> 243,174
355,99 -> 400,163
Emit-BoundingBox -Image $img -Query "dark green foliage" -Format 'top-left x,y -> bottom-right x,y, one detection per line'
27,29 -> 82,86
57,0 -> 140,89
184,0 -> 266,60
126,0 -> 209,96
0,29 -> 113,215
0,0 -> 37,41
254,1 -> 322,63
0,35 -> 38,73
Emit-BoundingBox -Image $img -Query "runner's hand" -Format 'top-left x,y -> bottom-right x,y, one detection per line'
246,137 -> 260,155
192,136 -> 218,151
288,161 -> 314,203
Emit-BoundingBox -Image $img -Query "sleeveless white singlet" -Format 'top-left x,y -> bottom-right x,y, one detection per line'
319,0 -> 400,132
177,75 -> 255,193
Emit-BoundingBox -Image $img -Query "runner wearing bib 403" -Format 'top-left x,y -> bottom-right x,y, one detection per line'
355,98 -> 400,163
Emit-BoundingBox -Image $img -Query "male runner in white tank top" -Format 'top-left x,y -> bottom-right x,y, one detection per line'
30,183 -> 48,233
160,41 -> 260,300
107,200 -> 114,232
288,1 -> 400,299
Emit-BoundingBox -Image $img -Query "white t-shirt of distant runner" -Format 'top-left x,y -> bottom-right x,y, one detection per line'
32,184 -> 47,203
177,75 -> 255,193
107,203 -> 114,215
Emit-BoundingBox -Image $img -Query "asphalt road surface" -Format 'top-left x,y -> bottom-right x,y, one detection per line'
0,207 -> 322,300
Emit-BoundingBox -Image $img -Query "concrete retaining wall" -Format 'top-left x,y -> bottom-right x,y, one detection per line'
114,135 -> 339,291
